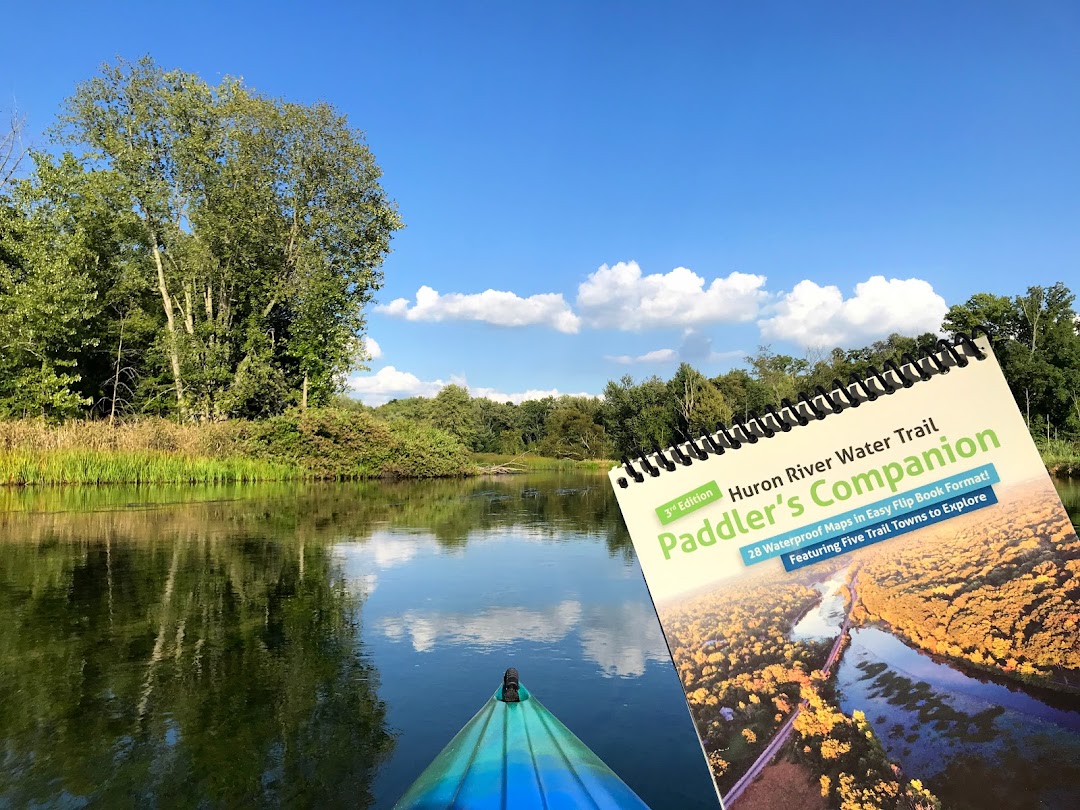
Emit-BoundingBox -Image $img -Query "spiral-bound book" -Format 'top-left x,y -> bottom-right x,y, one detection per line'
609,334 -> 1080,810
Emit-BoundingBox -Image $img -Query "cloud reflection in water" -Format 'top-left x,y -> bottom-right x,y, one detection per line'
379,600 -> 668,677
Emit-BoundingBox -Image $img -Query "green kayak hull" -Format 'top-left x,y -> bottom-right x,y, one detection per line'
395,677 -> 652,809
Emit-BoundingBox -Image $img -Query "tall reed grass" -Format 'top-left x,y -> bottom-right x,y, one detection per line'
0,414 -> 470,484
0,418 -> 294,485
1039,438 -> 1080,477
0,449 -> 298,486
0,418 -> 240,455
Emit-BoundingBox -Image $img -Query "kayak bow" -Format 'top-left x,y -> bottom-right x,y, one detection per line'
395,668 -> 653,809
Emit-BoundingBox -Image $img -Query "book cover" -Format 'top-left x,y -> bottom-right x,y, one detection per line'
610,336 -> 1080,809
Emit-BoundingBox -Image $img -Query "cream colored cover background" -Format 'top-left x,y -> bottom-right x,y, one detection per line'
610,337 -> 1045,603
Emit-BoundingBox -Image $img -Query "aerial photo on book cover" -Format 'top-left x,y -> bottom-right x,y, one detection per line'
610,338 -> 1080,810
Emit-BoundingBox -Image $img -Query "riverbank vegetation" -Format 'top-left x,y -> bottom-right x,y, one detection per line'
0,410 -> 471,483
1,57 -> 1078,484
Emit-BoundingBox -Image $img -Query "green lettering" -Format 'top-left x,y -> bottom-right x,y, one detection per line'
697,520 -> 717,547
658,532 -> 677,560
714,512 -> 737,540
881,462 -> 904,492
905,455 -> 925,475
810,478 -> 833,506
976,428 -> 1000,452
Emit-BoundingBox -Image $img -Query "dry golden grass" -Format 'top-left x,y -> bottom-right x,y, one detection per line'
0,418 -> 242,456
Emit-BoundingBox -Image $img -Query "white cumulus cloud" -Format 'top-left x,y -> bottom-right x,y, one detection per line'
348,367 -> 595,406
362,336 -> 382,360
606,349 -> 679,364
758,276 -> 947,348
469,387 -> 597,404
347,366 -> 446,405
576,261 -> 768,330
379,285 -> 581,333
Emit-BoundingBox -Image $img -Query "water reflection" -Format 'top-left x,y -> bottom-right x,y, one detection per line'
0,526 -> 392,807
0,475 -> 717,810
789,565 -> 849,642
374,596 -> 669,678
1054,475 -> 1080,521
837,627 -> 1080,810
579,601 -> 672,677
380,601 -> 585,651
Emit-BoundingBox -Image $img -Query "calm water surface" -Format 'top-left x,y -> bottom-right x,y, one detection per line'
0,475 -> 717,809
3,475 -> 1077,809
793,477 -> 1080,810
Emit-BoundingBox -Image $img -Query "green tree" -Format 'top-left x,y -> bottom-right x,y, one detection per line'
474,397 -> 520,453
377,396 -> 435,424
57,56 -> 401,420
0,153 -> 136,418
746,346 -> 808,406
429,385 -> 481,449
539,397 -> 609,459
517,397 -> 555,448
712,368 -> 772,423
667,362 -> 732,437
944,283 -> 1080,434
601,374 -> 675,457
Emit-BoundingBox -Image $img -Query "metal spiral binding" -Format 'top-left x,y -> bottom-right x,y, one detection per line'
616,328 -> 990,488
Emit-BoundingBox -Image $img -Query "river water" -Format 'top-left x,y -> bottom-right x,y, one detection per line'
791,477 -> 1080,810
2,475 -> 1077,809
0,475 -> 717,809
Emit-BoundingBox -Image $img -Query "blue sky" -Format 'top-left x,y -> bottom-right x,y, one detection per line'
3,2 -> 1078,403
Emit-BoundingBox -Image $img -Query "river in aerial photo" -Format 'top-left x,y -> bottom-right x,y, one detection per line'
791,477 -> 1080,810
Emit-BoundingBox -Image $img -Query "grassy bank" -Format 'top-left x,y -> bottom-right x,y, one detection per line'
3,417 -> 1075,486
0,411 -> 471,485
1038,439 -> 1080,478
470,453 -> 615,474
0,449 -> 296,486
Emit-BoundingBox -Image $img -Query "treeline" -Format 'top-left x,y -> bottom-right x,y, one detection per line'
362,339 -> 946,461
367,282 -> 1080,463
0,56 -> 401,422
3,60 -> 1078,473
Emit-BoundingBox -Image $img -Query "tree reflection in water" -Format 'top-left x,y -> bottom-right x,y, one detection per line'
0,472 -> 638,808
0,488 -> 393,808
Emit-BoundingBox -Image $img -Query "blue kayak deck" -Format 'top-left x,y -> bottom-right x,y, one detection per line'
395,682 -> 652,809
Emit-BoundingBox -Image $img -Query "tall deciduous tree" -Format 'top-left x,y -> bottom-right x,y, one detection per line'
945,283 -> 1080,435
745,346 -> 808,406
429,385 -> 481,449
57,56 -> 402,420
667,362 -> 731,437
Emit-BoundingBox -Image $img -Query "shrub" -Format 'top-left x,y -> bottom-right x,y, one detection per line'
243,408 -> 470,479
